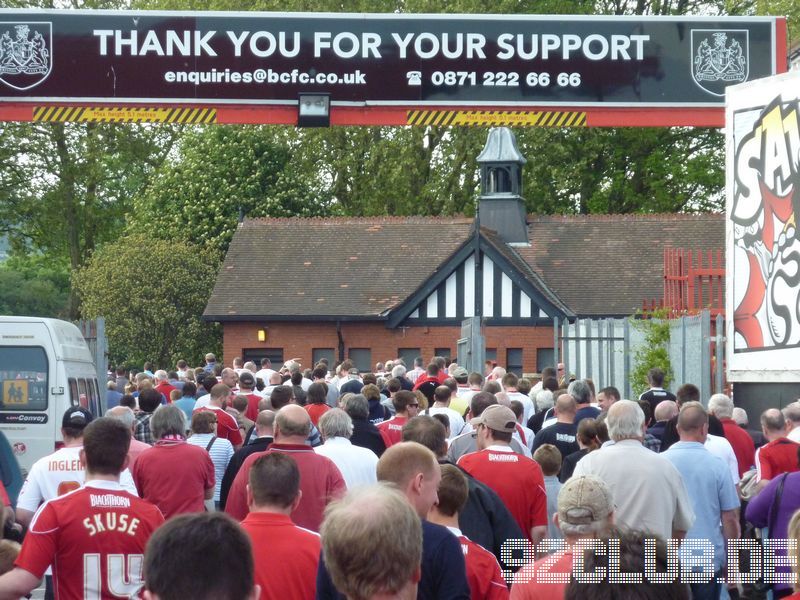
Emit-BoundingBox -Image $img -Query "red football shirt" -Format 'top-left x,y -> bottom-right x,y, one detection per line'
242,511 -> 321,600
132,440 -> 215,519
377,416 -> 408,448
154,381 -> 177,400
244,393 -> 264,422
0,480 -> 9,507
15,480 -> 164,600
721,417 -> 756,477
304,403 -> 330,427
455,532 -> 509,600
757,437 -> 800,481
194,405 -> 243,447
225,443 -> 346,531
457,446 -> 547,541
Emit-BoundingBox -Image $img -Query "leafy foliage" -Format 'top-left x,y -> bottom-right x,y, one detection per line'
0,255 -> 70,318
630,310 -> 674,397
132,126 -> 334,253
73,234 -> 221,367
0,121 -> 178,315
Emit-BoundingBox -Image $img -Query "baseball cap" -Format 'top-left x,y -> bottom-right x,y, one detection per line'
557,475 -> 614,526
238,372 -> 255,387
62,406 -> 94,429
470,404 -> 517,433
451,366 -> 468,379
348,368 -> 360,376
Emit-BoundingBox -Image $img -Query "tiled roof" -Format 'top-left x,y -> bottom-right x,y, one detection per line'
204,216 -> 474,319
205,213 -> 725,321
516,213 -> 725,316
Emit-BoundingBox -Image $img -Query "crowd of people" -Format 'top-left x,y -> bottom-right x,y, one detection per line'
2,354 -> 800,599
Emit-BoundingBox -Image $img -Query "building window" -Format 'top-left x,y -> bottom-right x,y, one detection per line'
312,348 -> 335,368
537,348 -> 555,372
485,348 -> 497,370
348,348 -> 372,373
434,347 -> 451,362
398,348 -> 421,368
243,348 -> 284,367
507,348 -> 523,377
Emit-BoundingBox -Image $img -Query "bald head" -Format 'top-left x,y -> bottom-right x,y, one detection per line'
677,401 -> 708,442
654,400 -> 678,422
555,394 -> 577,417
275,404 -> 311,440
105,405 -> 136,431
255,409 -> 275,436
761,408 -> 787,441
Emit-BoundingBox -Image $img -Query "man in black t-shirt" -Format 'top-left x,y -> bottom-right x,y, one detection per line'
638,367 -> 677,420
532,394 -> 580,460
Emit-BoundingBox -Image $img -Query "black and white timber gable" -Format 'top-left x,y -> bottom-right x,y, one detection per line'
386,231 -> 573,327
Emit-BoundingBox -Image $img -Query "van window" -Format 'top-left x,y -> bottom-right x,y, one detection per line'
68,378 -> 79,407
77,379 -> 88,410
88,379 -> 101,416
0,347 -> 48,412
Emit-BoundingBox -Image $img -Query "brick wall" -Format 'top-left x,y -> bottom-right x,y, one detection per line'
223,321 -> 556,373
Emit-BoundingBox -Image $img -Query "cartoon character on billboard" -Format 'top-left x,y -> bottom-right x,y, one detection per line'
731,97 -> 800,351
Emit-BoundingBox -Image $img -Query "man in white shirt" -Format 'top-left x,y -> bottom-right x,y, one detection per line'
16,406 -> 139,527
259,371 -> 284,400
426,386 -> 466,439
502,372 -> 535,424
314,409 -> 378,488
573,400 -> 694,541
406,357 -> 425,384
783,402 -> 800,443
255,358 -> 277,386
705,433 -> 741,488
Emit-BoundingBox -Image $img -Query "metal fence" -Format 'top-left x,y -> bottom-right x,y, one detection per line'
75,317 -> 108,403
561,310 -> 725,403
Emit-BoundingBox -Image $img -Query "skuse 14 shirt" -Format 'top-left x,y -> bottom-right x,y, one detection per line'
15,480 -> 164,600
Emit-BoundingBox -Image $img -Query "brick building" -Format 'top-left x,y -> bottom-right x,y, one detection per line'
204,129 -> 724,374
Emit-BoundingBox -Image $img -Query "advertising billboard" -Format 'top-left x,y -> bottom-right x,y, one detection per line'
0,11 -> 786,126
726,70 -> 800,381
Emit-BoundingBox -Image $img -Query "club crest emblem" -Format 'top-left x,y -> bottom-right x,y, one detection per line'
691,30 -> 749,97
0,22 -> 52,91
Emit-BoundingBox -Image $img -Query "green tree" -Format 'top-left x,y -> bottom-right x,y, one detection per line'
132,126 -> 334,253
73,233 -> 221,366
0,255 -> 70,317
0,121 -> 179,316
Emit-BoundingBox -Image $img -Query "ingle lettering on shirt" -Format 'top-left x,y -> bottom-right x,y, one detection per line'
83,512 -> 140,536
388,424 -> 403,431
90,494 -> 131,509
555,434 -> 576,443
461,543 -> 469,555
488,453 -> 518,462
48,458 -> 82,471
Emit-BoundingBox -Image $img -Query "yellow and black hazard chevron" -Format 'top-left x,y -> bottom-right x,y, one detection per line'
32,106 -> 217,124
406,110 -> 586,127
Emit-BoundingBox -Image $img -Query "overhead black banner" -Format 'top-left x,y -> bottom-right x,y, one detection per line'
0,10 -> 781,106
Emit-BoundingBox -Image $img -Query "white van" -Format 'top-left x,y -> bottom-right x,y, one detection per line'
0,317 -> 101,473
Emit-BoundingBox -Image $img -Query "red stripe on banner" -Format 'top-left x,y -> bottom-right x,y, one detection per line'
0,102 -> 725,127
